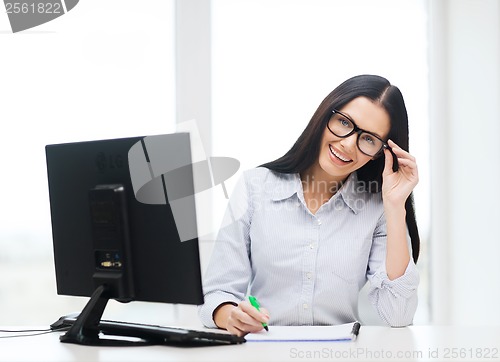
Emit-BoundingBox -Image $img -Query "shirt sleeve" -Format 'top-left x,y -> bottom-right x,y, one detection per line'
366,213 -> 420,327
198,172 -> 254,328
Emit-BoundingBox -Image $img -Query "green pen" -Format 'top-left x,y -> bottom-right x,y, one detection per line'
248,295 -> 269,331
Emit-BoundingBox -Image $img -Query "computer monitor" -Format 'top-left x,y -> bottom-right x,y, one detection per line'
45,133 -> 205,346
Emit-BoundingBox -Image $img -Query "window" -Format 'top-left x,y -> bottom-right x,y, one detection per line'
0,0 -> 175,324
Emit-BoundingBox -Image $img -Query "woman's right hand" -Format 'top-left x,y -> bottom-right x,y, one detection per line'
214,301 -> 270,337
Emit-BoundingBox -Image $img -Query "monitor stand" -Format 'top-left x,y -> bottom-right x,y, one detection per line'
56,285 -> 247,347
59,284 -> 158,346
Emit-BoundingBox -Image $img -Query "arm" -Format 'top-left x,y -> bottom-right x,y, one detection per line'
198,171 -> 269,335
367,214 -> 419,327
366,140 -> 420,327
384,203 -> 410,280
382,140 -> 418,279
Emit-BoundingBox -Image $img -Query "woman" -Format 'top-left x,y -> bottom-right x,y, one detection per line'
199,74 -> 420,336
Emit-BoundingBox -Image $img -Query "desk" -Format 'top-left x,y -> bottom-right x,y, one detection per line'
1,326 -> 499,362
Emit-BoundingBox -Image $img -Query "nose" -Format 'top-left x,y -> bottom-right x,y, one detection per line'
339,133 -> 357,153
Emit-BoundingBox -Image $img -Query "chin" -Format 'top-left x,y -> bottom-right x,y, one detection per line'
319,160 -> 353,180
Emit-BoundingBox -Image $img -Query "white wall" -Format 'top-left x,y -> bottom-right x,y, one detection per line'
429,0 -> 500,325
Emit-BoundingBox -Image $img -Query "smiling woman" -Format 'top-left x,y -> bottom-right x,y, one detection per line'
199,75 -> 421,337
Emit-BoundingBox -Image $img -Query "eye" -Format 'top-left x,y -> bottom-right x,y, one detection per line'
360,133 -> 375,145
338,117 -> 351,128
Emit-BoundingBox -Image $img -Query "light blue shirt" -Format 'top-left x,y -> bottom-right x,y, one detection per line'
198,167 -> 419,328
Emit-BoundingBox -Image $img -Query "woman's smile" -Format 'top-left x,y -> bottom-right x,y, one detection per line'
328,144 -> 353,164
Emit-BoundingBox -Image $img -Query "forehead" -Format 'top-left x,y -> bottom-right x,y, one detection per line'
338,97 -> 391,139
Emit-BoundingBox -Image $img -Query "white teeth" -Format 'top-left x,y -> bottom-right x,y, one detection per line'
330,145 -> 351,162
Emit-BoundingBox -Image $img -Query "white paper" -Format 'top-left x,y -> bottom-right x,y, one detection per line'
245,322 -> 358,342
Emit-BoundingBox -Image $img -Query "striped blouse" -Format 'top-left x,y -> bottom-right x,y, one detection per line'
198,167 -> 419,328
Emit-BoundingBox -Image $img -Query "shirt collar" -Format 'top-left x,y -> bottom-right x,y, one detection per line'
270,171 -> 369,215
270,172 -> 302,201
336,172 -> 362,214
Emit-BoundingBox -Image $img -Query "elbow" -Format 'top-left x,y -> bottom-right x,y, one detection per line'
370,289 -> 418,328
385,316 -> 414,328
378,298 -> 418,328
368,271 -> 420,328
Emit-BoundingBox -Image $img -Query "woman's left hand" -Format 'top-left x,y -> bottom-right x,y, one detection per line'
382,139 -> 419,207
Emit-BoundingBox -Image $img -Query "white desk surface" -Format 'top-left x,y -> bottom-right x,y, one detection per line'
1,325 -> 499,362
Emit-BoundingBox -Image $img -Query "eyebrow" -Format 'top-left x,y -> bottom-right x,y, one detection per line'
338,110 -> 386,140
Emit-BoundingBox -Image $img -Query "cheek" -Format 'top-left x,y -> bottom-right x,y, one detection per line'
355,152 -> 373,167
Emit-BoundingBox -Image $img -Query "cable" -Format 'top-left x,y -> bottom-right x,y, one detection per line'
0,328 -> 51,333
0,327 -> 67,339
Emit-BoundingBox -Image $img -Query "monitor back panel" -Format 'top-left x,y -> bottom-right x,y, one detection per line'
45,135 -> 203,305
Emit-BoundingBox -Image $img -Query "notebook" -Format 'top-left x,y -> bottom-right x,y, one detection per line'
244,322 -> 360,342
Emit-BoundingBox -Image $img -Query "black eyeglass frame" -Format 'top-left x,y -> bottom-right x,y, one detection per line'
328,109 -> 389,157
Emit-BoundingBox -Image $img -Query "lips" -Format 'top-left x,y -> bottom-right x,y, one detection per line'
329,145 -> 353,163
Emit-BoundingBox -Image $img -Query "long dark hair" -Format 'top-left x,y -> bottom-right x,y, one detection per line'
260,74 -> 420,262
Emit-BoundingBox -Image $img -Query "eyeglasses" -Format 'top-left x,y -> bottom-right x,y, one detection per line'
327,110 -> 388,157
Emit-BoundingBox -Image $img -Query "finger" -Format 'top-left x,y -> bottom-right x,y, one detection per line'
397,158 -> 418,171
398,159 -> 418,180
392,148 -> 416,163
227,310 -> 254,335
259,307 -> 270,319
231,318 -> 260,334
228,312 -> 265,335
240,301 -> 270,325
387,139 -> 400,149
388,140 -> 416,161
226,322 -> 247,337
382,147 -> 393,177
230,306 -> 268,334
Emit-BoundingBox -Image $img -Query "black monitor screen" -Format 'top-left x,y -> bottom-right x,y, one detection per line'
45,133 -> 204,345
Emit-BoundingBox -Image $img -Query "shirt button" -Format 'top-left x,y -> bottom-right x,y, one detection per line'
309,243 -> 314,249
306,272 -> 312,279
303,303 -> 309,309
316,219 -> 322,225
